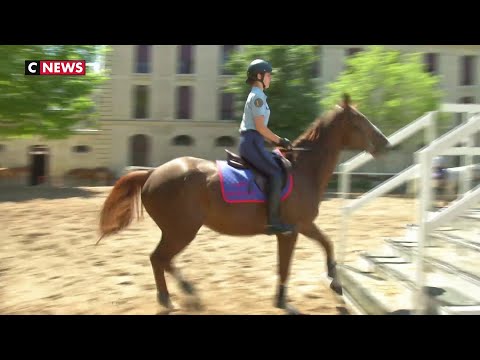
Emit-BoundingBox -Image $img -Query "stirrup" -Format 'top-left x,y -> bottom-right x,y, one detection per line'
265,223 -> 295,235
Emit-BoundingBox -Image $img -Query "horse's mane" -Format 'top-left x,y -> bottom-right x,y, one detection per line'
294,94 -> 352,146
293,108 -> 340,146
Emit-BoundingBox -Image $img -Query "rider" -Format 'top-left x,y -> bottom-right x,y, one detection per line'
238,59 -> 295,235
432,156 -> 448,179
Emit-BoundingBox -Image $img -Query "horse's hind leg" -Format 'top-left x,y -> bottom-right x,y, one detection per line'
165,263 -> 196,295
150,226 -> 201,309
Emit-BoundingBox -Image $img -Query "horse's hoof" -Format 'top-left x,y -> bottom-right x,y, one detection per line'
275,285 -> 287,309
275,297 -> 286,309
275,298 -> 303,315
156,308 -> 174,315
284,304 -> 304,315
180,280 -> 196,295
157,292 -> 173,309
328,267 -> 337,279
330,278 -> 343,296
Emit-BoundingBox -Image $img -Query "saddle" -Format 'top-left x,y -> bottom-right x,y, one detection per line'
224,148 -> 292,194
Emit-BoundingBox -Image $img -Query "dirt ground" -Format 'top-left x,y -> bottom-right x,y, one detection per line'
0,185 -> 417,315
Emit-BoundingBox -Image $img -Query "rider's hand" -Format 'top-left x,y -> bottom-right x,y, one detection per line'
278,137 -> 292,150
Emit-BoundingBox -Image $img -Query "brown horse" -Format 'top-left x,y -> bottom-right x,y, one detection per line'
97,94 -> 391,314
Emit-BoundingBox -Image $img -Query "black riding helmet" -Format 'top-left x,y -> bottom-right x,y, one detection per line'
246,59 -> 273,89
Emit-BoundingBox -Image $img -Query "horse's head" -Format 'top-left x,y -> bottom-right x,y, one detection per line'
335,93 -> 391,158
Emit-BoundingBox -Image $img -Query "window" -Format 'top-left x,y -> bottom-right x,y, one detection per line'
455,96 -> 476,125
134,45 -> 152,73
172,135 -> 194,146
29,145 -> 49,154
460,96 -> 475,104
215,136 -> 236,147
344,48 -> 363,70
134,85 -> 149,119
72,145 -> 91,153
311,46 -> 321,78
177,45 -> 194,74
220,91 -> 235,120
460,55 -> 476,86
346,47 -> 363,57
176,86 -> 193,119
221,45 -> 237,75
424,53 -> 438,74
130,134 -> 150,166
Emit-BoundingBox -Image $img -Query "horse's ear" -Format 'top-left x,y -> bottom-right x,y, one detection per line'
341,93 -> 351,108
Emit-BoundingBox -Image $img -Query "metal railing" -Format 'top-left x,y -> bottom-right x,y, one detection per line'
414,113 -> 480,314
337,111 -> 437,266
337,105 -> 480,267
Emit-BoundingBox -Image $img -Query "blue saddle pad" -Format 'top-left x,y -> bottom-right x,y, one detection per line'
216,160 -> 293,203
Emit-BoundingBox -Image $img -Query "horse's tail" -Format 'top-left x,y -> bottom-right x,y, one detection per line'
96,169 -> 153,245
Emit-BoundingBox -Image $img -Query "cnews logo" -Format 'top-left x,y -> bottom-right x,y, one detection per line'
25,60 -> 86,76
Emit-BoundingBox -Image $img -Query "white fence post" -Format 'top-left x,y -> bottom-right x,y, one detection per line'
414,150 -> 432,315
460,112 -> 475,196
338,166 -> 351,267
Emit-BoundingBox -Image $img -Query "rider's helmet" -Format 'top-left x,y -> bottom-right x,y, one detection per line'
246,59 -> 273,87
433,156 -> 447,168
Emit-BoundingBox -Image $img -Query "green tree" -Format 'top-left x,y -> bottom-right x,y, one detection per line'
224,45 -> 321,140
320,45 -> 444,135
0,45 -> 110,139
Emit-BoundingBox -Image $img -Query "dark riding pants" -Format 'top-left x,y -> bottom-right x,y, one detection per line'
239,130 -> 282,178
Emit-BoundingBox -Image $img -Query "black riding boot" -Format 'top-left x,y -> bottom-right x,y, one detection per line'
266,176 -> 295,235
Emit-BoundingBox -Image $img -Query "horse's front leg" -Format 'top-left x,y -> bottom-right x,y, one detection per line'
275,231 -> 303,315
299,222 -> 343,296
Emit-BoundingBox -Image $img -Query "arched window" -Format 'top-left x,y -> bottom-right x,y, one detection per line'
72,145 -> 92,153
215,136 -> 236,147
172,135 -> 194,146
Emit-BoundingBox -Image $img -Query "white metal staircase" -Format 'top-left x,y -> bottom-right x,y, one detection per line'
336,104 -> 480,315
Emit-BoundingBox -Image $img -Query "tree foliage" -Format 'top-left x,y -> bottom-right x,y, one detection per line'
0,45 -> 110,139
224,45 -> 321,140
320,45 -> 444,134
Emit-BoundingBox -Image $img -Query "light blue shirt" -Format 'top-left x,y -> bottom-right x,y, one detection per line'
239,86 -> 270,132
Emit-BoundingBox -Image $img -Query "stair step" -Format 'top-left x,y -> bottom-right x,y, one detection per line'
444,230 -> 480,245
400,220 -> 480,247
438,227 -> 480,245
385,238 -> 480,286
338,263 -> 414,315
431,232 -> 480,253
439,305 -> 480,315
338,204 -> 480,315
460,208 -> 480,220
448,214 -> 480,226
361,253 -> 480,308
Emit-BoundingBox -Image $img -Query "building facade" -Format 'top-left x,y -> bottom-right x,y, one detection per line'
1,45 -> 479,185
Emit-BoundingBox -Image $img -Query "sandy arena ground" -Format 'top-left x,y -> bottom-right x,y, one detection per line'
0,185 -> 417,315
